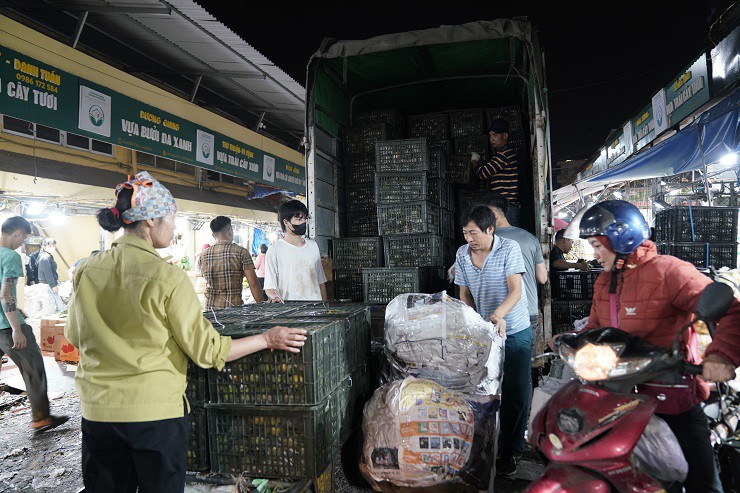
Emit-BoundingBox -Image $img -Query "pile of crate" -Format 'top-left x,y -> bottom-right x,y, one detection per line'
185,302 -> 370,480
550,269 -> 602,335
654,206 -> 739,269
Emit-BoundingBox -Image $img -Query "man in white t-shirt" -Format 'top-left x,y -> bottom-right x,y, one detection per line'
264,200 -> 327,302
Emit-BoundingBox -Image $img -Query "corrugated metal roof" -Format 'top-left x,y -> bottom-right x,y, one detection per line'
2,0 -> 306,148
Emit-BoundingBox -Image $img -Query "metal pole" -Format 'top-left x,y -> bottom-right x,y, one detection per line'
71,11 -> 88,49
697,125 -> 712,206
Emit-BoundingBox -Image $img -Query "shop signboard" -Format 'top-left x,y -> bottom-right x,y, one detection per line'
651,88 -> 669,136
606,129 -> 629,168
0,44 -> 305,194
711,25 -> 740,95
632,103 -> 656,152
665,55 -> 710,126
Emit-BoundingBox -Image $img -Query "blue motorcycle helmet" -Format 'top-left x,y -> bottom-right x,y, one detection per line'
578,200 -> 650,255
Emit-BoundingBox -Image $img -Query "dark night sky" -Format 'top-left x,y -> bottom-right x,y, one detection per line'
198,1 -> 731,163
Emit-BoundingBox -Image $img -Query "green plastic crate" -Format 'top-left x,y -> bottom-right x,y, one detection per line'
207,378 -> 351,479
209,320 -> 344,406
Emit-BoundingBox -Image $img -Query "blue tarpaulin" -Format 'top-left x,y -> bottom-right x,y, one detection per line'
251,228 -> 269,255
586,88 -> 740,184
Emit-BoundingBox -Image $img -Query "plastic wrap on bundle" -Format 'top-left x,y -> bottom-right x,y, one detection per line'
23,284 -> 59,319
632,415 -> 688,483
384,292 -> 504,396
360,377 -> 477,488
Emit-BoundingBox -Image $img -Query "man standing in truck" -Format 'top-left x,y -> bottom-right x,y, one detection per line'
471,118 -> 521,226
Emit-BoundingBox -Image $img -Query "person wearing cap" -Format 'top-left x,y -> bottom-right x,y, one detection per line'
551,200 -> 740,492
471,118 -> 521,226
65,172 -> 308,493
0,216 -> 69,434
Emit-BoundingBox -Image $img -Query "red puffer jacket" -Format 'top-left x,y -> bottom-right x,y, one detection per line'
584,241 -> 740,366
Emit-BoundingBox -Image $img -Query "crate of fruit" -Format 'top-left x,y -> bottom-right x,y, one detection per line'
552,270 -> 603,300
209,319 -> 345,406
362,267 -> 432,304
347,210 -> 378,237
345,182 -> 376,214
654,207 -> 739,243
440,208 -> 456,240
332,237 -> 383,270
657,242 -> 738,269
384,234 -> 445,268
333,269 -> 364,301
186,360 -> 209,405
207,380 -> 349,479
375,172 -> 428,204
377,201 -> 441,236
457,188 -> 489,213
448,155 -> 473,185
551,300 -> 593,325
354,108 -> 401,128
429,148 -> 447,179
428,178 -> 452,211
375,139 -> 431,173
454,135 -> 489,157
407,113 -> 449,140
345,122 -> 392,156
187,405 -> 209,472
345,154 -> 376,184
485,105 -> 523,132
506,131 -> 527,161
450,109 -> 485,138
282,306 -> 371,373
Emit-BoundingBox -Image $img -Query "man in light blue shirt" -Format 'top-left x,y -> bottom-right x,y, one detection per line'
455,205 -> 531,478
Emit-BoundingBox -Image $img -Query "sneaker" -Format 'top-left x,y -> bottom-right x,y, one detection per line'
496,454 -> 517,477
31,415 -> 69,434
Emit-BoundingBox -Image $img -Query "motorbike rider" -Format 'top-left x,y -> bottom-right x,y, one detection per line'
552,200 -> 740,493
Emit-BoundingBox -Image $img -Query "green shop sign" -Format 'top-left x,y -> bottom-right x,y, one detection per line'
0,44 -> 305,194
665,55 -> 710,126
631,104 -> 655,152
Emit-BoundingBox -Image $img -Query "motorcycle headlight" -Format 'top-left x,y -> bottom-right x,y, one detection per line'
560,342 -> 651,381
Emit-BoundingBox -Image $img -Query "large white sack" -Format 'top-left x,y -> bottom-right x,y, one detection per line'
23,284 -> 58,319
384,292 -> 504,396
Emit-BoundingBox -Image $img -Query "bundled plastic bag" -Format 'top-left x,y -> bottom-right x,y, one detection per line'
23,284 -> 58,319
632,415 -> 688,483
384,292 -> 504,396
360,377 -> 476,488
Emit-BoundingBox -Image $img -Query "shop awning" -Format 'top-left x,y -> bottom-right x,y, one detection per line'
584,88 -> 739,185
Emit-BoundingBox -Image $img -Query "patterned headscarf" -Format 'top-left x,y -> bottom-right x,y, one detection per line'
114,172 -> 177,224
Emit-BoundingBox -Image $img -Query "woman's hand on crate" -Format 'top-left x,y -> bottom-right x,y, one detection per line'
226,327 -> 308,361
263,326 -> 308,353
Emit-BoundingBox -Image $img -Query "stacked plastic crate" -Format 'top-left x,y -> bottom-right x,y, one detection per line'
344,110 -> 399,238
361,138 -> 448,305
550,269 -> 602,334
407,113 -> 456,266
654,206 -> 739,270
195,302 -> 370,480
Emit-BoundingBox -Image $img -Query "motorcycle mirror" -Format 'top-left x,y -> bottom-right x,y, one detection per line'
695,282 -> 735,322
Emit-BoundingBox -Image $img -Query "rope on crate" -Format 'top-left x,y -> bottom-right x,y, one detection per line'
210,308 -> 225,329
689,204 -> 696,242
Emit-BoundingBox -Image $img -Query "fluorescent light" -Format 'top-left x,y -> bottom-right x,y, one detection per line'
25,202 -> 46,216
49,210 -> 67,224
720,153 -> 738,166
613,191 -> 623,199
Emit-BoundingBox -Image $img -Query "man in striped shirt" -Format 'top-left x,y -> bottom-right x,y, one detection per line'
454,205 -> 531,478
471,118 -> 521,226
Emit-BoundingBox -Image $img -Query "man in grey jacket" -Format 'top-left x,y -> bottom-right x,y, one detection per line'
37,238 -> 63,311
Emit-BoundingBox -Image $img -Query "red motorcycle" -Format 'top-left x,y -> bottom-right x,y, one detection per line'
526,282 -> 735,492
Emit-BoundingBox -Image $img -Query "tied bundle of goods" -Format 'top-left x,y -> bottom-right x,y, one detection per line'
360,377 -> 474,487
384,292 -> 504,396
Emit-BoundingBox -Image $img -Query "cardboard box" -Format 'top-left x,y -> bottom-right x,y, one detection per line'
39,316 -> 66,352
53,323 -> 79,364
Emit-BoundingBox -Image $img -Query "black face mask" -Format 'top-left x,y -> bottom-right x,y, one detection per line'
290,222 -> 307,236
